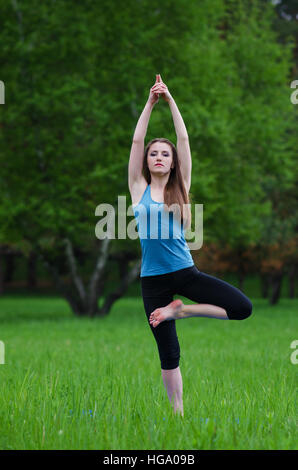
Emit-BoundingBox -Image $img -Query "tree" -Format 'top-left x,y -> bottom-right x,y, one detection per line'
0,0 -> 296,313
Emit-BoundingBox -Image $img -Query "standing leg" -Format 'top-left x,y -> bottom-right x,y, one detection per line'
161,366 -> 184,417
142,295 -> 183,416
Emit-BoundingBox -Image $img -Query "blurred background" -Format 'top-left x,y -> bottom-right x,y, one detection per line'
0,0 -> 297,317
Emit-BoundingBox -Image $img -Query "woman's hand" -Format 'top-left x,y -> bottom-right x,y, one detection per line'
148,74 -> 173,106
148,75 -> 161,106
152,74 -> 173,103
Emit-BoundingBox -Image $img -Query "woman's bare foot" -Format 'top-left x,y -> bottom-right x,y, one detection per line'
149,299 -> 183,327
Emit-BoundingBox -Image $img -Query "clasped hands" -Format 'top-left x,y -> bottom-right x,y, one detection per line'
149,74 -> 173,106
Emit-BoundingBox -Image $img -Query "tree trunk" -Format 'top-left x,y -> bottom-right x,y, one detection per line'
260,273 -> 270,298
238,269 -> 245,292
288,263 -> 297,298
98,258 -> 141,316
235,246 -> 247,292
34,232 -> 140,317
27,251 -> 37,289
269,270 -> 284,305
4,252 -> 15,283
36,249 -> 85,316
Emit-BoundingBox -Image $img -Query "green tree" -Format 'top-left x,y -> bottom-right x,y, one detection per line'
0,0 -> 296,314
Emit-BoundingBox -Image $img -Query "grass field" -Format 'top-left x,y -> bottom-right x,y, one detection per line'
0,295 -> 297,450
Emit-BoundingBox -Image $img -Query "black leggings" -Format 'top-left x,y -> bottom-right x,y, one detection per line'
141,265 -> 253,370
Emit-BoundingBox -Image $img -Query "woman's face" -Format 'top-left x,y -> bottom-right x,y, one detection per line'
147,142 -> 174,175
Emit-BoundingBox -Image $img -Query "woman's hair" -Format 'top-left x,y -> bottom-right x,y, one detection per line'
142,137 -> 192,230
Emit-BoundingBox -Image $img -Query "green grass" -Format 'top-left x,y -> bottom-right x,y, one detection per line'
0,295 -> 297,450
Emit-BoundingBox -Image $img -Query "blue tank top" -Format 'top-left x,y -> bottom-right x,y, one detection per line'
132,184 -> 194,277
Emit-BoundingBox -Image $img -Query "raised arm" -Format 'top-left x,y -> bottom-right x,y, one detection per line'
128,77 -> 160,191
158,75 -> 192,192
169,98 -> 192,192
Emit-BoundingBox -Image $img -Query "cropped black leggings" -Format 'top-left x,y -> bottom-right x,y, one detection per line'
141,265 -> 253,370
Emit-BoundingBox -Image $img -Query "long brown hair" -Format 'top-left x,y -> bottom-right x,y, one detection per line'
143,137 -> 192,230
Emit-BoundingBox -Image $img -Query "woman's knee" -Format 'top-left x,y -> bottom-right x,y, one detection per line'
161,356 -> 180,370
228,297 -> 253,320
159,344 -> 180,370
240,298 -> 253,320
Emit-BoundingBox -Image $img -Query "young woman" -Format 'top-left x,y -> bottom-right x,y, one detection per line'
128,74 -> 253,417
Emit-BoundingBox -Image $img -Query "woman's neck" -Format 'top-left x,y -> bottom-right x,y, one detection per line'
150,175 -> 169,190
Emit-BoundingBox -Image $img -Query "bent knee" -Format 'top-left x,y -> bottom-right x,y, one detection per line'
228,298 -> 253,320
239,298 -> 253,320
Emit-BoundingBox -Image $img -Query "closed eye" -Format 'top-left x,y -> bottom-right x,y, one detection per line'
150,152 -> 169,156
